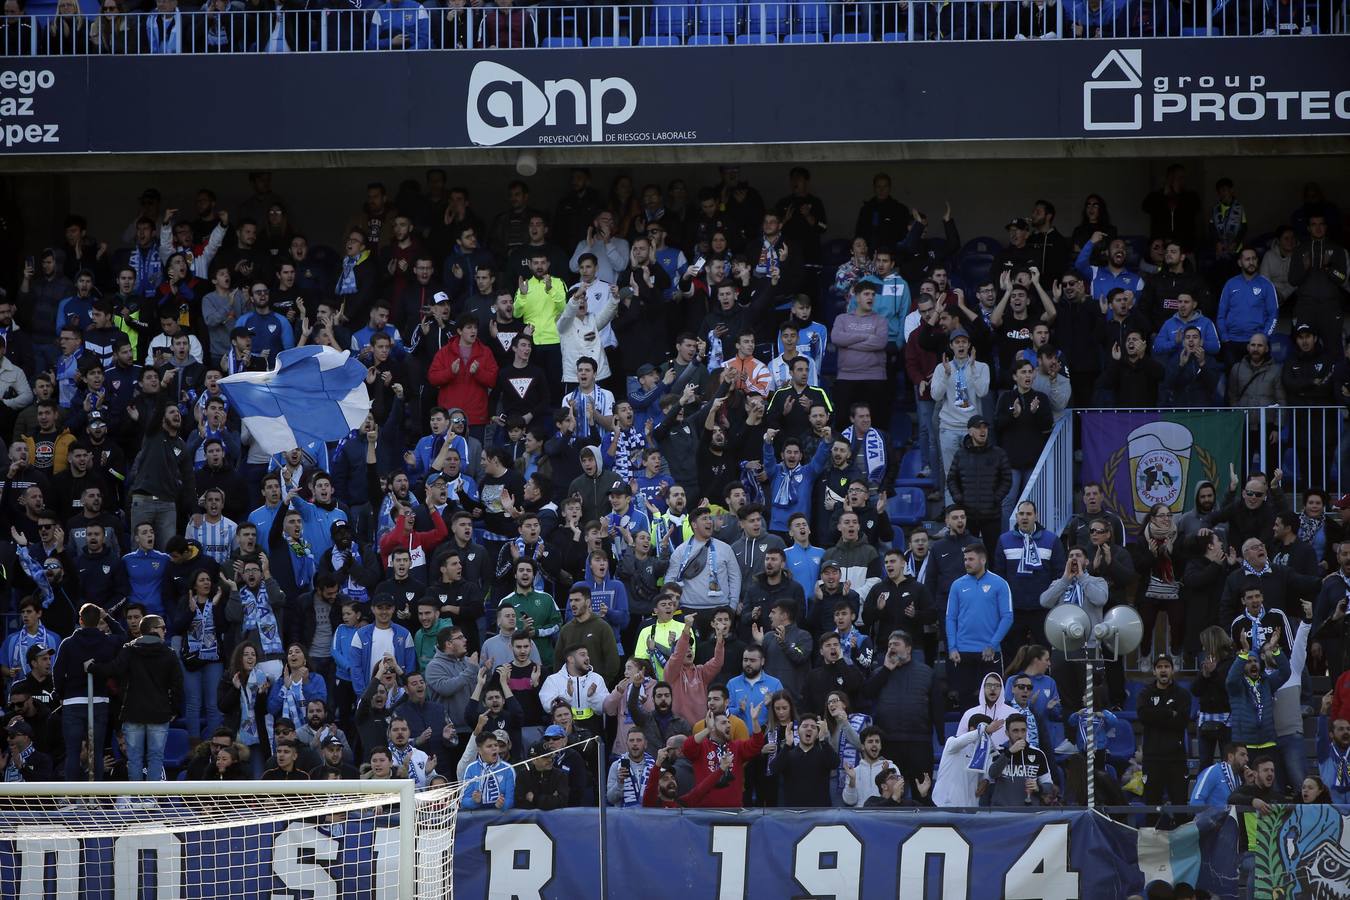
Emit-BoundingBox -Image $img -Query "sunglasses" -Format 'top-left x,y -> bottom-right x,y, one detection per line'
1089,528 -> 1108,535
1244,490 -> 1266,498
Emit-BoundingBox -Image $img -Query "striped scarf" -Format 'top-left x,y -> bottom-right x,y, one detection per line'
240,666 -> 268,747
621,754 -> 655,807
280,678 -> 306,729
1017,530 -> 1042,575
240,584 -> 283,656
968,723 -> 992,772
330,544 -> 368,603
740,461 -> 766,506
8,625 -> 53,674
4,744 -> 35,782
1330,742 -> 1350,789
187,600 -> 220,662
289,538 -> 316,591
841,426 -> 886,483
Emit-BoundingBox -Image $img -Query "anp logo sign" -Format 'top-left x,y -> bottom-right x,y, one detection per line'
1083,48 -> 1143,131
466,61 -> 638,146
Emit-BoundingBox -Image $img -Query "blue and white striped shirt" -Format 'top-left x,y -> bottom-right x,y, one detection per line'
187,516 -> 238,565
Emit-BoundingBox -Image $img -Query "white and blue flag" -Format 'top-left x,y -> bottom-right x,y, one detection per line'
219,346 -> 371,458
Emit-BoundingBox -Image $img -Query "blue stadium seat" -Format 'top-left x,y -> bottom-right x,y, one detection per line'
746,1 -> 791,34
687,32 -> 729,43
163,727 -> 190,772
886,487 -> 927,527
896,448 -> 936,489
960,236 -> 1004,258
783,30 -> 824,42
542,35 -> 584,47
735,31 -> 778,42
1119,235 -> 1149,266
790,1 -> 829,32
639,34 -> 684,44
1268,332 -> 1292,363
647,6 -> 690,36
589,35 -> 632,46
882,30 -> 908,41
692,2 -> 739,34
1105,719 -> 1135,767
831,30 -> 872,41
890,413 -> 912,449
958,235 -> 1002,289
1179,26 -> 1210,35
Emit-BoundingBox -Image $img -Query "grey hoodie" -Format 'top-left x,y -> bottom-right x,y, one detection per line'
567,445 -> 622,522
1176,480 -> 1220,545
424,649 -> 478,726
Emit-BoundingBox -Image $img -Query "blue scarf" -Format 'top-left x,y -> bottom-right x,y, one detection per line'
240,584 -> 283,656
952,358 -> 971,408
968,723 -> 992,772
194,423 -> 230,468
1017,530 -> 1043,575
1243,607 -> 1265,654
475,759 -> 506,805
1242,560 -> 1272,578
55,349 -> 82,407
8,624 -> 53,675
612,427 -> 645,481
841,425 -> 886,483
187,599 -> 220,662
4,744 -> 35,782
280,676 -> 306,729
740,461 -> 765,506
1063,578 -> 1085,608
338,255 -> 359,296
512,538 -> 546,591
771,460 -> 800,508
240,666 -> 268,747
289,537 -> 316,591
330,544 -> 368,603
1330,742 -> 1350,789
621,753 -> 655,807
15,547 -> 53,611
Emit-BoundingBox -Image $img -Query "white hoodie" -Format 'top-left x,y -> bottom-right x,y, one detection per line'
933,723 -> 993,808
841,755 -> 896,808
956,673 -> 1017,744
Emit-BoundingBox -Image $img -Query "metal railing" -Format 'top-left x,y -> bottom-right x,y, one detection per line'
1011,413 -> 1074,533
0,0 -> 1342,56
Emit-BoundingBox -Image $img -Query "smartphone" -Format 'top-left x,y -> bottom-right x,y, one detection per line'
687,257 -> 706,277
24,256 -> 34,271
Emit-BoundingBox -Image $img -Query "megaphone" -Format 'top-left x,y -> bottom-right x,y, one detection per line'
1093,605 -> 1145,658
1043,604 -> 1091,654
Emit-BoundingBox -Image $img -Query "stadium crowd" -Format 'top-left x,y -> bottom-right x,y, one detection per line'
0,0 -> 1337,55
0,164 -> 1346,843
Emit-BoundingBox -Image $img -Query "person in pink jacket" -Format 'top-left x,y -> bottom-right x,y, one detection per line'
663,617 -> 724,726
603,658 -> 656,756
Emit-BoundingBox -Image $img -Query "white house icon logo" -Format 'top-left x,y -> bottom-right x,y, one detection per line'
1083,49 -> 1143,132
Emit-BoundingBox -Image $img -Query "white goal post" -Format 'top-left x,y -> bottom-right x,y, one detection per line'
0,779 -> 430,899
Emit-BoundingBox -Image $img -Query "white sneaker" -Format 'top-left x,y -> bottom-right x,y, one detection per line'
114,797 -> 135,811
1053,739 -> 1077,755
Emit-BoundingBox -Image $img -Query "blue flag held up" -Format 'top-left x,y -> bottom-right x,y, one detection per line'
219,346 -> 371,458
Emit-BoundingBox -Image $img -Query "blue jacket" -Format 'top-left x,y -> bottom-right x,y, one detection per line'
1216,273 -> 1278,343
289,495 -> 348,558
785,544 -> 824,594
945,570 -> 1014,654
266,672 -> 329,719
762,439 -> 830,532
367,0 -> 431,49
236,310 -> 295,357
333,623 -> 359,683
993,528 -> 1064,611
116,548 -> 173,619
1151,313 -> 1221,357
1225,651 -> 1289,746
1075,240 -> 1145,302
726,672 -> 784,730
350,622 -> 417,695
328,432 -> 370,508
1316,724 -> 1350,802
461,758 -> 516,809
1190,761 -> 1242,809
1003,670 -> 1063,720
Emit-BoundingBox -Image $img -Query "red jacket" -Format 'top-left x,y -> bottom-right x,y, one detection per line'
427,337 -> 498,426
1332,670 -> 1350,722
641,762 -> 731,808
377,509 -> 448,567
680,729 -> 766,807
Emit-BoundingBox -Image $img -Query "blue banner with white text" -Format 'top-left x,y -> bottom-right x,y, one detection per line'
451,807 -> 1249,899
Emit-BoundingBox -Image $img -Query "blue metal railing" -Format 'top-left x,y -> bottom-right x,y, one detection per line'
0,0 -> 1343,56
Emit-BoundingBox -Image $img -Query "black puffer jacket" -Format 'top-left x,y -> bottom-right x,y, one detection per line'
90,635 -> 183,724
862,658 -> 944,745
947,436 -> 1012,519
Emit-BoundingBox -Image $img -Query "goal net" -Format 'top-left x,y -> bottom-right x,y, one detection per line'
0,780 -> 420,899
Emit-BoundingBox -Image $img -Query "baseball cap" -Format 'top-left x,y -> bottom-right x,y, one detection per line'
635,363 -> 656,377
948,328 -> 970,344
229,326 -> 252,340
855,275 -> 883,292
608,482 -> 632,495
492,729 -> 511,746
1006,217 -> 1030,230
1293,322 -> 1316,336
321,734 -> 344,747
329,519 -> 352,537
26,645 -> 52,663
967,415 -> 989,428
5,718 -> 33,737
88,409 -> 107,426
821,560 -> 841,572
432,291 -> 450,305
543,725 -> 566,739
